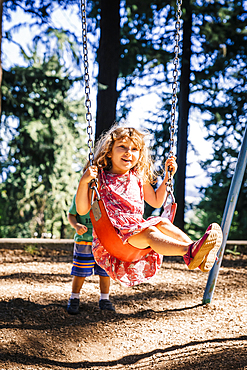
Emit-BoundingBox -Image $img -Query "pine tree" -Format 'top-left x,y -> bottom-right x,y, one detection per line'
0,39 -> 87,238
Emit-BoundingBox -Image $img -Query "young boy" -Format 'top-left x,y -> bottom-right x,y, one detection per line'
67,195 -> 115,314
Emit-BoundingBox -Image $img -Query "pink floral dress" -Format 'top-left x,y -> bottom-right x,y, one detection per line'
92,169 -> 164,286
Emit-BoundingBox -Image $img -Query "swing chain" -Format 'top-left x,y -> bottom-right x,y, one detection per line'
81,0 -> 94,167
90,180 -> 101,203
166,0 -> 182,198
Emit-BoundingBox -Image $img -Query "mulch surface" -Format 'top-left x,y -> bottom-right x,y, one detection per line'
0,248 -> 247,369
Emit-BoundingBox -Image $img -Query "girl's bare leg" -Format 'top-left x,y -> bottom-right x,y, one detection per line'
155,219 -> 192,244
128,226 -> 190,256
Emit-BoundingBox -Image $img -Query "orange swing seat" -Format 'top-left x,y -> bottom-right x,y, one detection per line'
90,196 -> 177,263
81,0 -> 181,265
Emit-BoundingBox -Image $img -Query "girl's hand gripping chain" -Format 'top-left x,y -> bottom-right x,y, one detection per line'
76,166 -> 98,215
82,165 -> 98,185
165,156 -> 177,178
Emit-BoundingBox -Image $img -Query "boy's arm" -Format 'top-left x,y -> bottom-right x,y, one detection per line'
67,213 -> 87,235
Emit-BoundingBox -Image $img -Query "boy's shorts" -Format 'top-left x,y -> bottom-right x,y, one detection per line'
71,241 -> 109,278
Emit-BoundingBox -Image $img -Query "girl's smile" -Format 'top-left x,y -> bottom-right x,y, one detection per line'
109,138 -> 140,174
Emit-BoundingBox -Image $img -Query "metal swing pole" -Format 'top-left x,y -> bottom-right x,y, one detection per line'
202,124 -> 247,304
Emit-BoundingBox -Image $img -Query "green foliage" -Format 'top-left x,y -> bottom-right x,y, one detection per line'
3,2 -> 83,76
0,43 -> 88,238
194,167 -> 247,240
185,146 -> 247,240
5,1 -> 77,14
4,1 -> 79,23
24,244 -> 38,255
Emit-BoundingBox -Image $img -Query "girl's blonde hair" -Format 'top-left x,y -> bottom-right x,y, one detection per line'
87,124 -> 157,184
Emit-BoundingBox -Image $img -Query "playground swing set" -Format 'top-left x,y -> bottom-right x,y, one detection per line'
80,0 -> 247,303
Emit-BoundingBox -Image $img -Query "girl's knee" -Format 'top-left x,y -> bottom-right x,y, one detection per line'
155,219 -> 174,234
158,218 -> 172,227
165,218 -> 172,225
146,225 -> 158,234
145,226 -> 160,239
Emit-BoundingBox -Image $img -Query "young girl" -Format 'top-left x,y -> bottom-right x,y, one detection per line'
76,126 -> 223,287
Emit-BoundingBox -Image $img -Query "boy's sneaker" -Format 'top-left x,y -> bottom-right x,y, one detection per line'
183,223 -> 222,271
99,299 -> 115,311
67,298 -> 80,315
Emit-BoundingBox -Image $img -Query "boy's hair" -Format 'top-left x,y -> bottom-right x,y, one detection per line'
85,124 -> 157,184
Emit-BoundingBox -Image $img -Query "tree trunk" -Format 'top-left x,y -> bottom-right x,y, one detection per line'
95,0 -> 120,140
175,2 -> 192,230
0,0 -> 3,117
